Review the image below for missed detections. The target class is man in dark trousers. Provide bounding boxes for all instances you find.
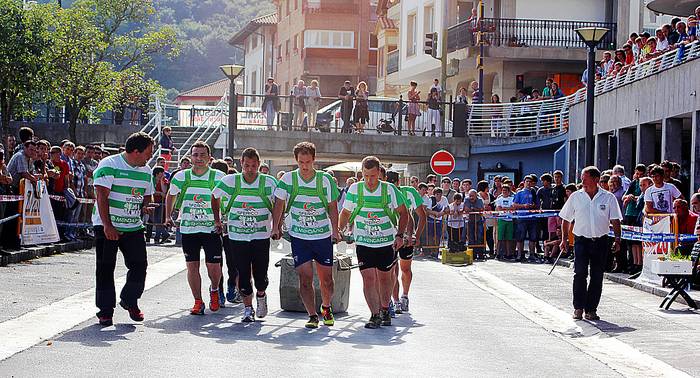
[338,80,355,133]
[559,166,622,321]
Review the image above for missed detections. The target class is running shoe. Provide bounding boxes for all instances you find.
[380,309,391,326]
[320,305,334,326]
[209,288,220,312]
[388,300,396,318]
[242,306,255,323]
[98,316,113,327]
[305,315,320,329]
[119,300,144,322]
[364,314,381,329]
[226,284,237,303]
[256,293,268,318]
[218,286,226,308]
[400,295,410,312]
[584,311,600,321]
[233,290,243,304]
[190,299,205,315]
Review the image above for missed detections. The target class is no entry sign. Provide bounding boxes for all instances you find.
[430,150,455,176]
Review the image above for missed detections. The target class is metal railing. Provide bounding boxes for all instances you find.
[466,97,570,136]
[447,18,617,52]
[387,50,399,74]
[570,40,700,103]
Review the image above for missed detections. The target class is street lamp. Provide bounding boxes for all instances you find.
[575,26,609,167]
[219,64,244,157]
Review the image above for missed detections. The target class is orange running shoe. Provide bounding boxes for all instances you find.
[191,299,205,315]
[209,288,220,312]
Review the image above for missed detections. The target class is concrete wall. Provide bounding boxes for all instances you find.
[514,0,607,22]
[231,129,469,163]
[8,122,139,146]
[569,59,700,139]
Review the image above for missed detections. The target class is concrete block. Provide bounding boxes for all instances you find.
[278,253,352,313]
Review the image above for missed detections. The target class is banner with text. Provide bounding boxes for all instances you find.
[20,180,60,246]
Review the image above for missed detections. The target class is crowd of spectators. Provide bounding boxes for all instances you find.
[584,11,699,84]
[394,157,698,279]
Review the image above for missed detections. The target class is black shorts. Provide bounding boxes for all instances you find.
[356,245,396,272]
[398,246,414,260]
[182,233,223,263]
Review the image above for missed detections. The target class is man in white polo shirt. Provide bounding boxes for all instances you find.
[559,166,622,321]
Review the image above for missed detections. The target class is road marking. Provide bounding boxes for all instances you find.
[0,253,185,361]
[461,267,690,378]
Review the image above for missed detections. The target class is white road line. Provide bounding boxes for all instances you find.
[433,161,453,166]
[0,253,185,361]
[461,267,690,378]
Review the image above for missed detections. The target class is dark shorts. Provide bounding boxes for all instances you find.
[398,246,414,260]
[514,219,539,242]
[356,245,396,272]
[182,233,223,263]
[290,236,333,268]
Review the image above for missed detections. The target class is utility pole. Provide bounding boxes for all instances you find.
[477,0,484,104]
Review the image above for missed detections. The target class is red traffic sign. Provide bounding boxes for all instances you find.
[430,150,455,176]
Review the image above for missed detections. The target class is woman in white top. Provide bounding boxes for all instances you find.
[305,80,322,131]
[292,80,307,129]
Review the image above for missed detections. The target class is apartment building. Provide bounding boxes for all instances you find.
[228,13,277,107]
[375,0,659,102]
[271,0,378,98]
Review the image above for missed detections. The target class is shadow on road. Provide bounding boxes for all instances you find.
[57,324,137,347]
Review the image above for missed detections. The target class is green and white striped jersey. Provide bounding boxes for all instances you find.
[274,170,339,240]
[92,153,154,232]
[212,173,277,241]
[343,181,405,248]
[400,186,425,211]
[168,168,225,234]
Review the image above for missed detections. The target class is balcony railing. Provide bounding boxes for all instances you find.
[447,18,617,53]
[387,50,399,74]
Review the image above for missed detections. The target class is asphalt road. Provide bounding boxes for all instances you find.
[0,241,698,377]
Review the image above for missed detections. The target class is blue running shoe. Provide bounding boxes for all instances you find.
[226,284,236,304]
[388,300,396,318]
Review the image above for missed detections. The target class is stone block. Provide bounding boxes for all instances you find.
[278,252,352,313]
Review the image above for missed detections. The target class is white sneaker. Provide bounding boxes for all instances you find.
[256,293,268,318]
[242,306,255,323]
[400,296,409,312]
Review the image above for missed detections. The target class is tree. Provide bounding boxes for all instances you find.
[0,0,53,135]
[48,0,177,142]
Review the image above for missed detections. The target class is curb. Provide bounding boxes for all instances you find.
[0,239,94,267]
[556,259,700,307]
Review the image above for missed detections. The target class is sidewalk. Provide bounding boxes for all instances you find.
[555,258,700,306]
[0,240,94,267]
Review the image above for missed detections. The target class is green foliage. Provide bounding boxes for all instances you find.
[148,0,275,92]
[0,0,54,133]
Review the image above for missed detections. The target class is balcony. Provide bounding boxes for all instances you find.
[447,18,617,53]
[387,50,399,74]
[303,0,359,15]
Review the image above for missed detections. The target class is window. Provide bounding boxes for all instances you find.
[252,35,258,50]
[369,33,378,50]
[407,13,416,56]
[277,44,282,61]
[285,40,290,56]
[293,34,299,52]
[294,0,298,10]
[285,0,289,15]
[251,70,257,95]
[303,30,355,49]
[378,47,384,77]
[424,5,434,34]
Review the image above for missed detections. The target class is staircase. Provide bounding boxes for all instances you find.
[140,92,229,167]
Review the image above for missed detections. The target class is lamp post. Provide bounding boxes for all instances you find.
[575,27,609,167]
[219,64,244,157]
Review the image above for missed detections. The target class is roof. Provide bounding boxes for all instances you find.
[228,13,278,46]
[175,79,229,103]
[377,16,397,30]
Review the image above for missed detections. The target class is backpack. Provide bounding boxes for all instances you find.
[173,169,217,211]
[285,170,329,214]
[347,182,397,227]
[222,174,273,217]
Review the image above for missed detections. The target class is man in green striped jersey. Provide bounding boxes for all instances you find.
[165,141,225,315]
[93,132,155,327]
[339,156,409,329]
[386,171,426,314]
[212,148,277,323]
[272,142,340,329]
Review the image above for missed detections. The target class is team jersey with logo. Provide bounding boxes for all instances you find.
[400,186,424,211]
[169,168,225,234]
[212,173,278,241]
[92,153,154,232]
[274,170,339,240]
[343,181,405,248]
